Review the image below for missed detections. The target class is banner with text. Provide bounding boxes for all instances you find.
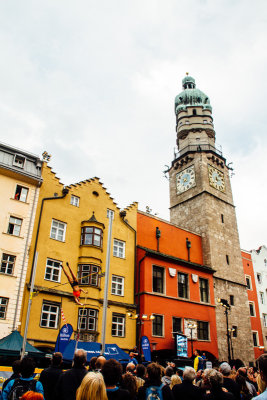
[55,324,73,353]
[141,336,151,362]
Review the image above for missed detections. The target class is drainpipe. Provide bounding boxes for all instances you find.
[186,238,191,262]
[21,187,69,358]
[156,227,161,252]
[137,253,146,352]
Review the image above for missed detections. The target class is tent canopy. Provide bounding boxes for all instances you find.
[0,330,44,357]
[63,341,130,364]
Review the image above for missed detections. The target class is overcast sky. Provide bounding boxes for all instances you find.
[0,0,266,251]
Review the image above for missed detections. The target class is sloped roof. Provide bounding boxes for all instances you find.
[0,330,44,357]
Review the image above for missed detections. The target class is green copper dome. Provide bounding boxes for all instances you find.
[175,75,212,114]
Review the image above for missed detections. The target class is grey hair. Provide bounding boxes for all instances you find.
[208,369,223,389]
[183,367,196,382]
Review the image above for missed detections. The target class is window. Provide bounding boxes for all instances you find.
[13,154,25,168]
[232,326,238,338]
[81,227,103,247]
[1,254,16,275]
[246,276,252,290]
[257,273,262,284]
[40,302,59,328]
[113,239,125,258]
[152,315,164,337]
[78,308,98,331]
[230,295,234,306]
[50,219,66,242]
[226,255,230,265]
[252,331,259,347]
[7,216,22,236]
[221,214,224,223]
[14,185,28,202]
[0,297,8,319]
[260,292,265,305]
[178,272,188,299]
[249,302,255,317]
[111,275,124,296]
[263,314,267,328]
[153,266,164,294]
[193,109,197,115]
[199,278,209,303]
[172,317,182,334]
[78,264,100,286]
[197,321,209,340]
[107,209,114,219]
[112,314,125,337]
[45,259,62,282]
[70,195,79,207]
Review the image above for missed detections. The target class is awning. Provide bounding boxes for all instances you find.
[62,341,130,363]
[0,330,44,357]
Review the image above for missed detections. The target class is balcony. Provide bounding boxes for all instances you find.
[175,144,223,159]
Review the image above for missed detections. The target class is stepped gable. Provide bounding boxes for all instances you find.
[45,163,64,186]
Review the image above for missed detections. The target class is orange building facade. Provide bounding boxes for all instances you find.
[136,211,218,359]
[241,250,264,360]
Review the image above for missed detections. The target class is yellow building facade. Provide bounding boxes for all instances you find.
[20,162,137,352]
[0,143,42,339]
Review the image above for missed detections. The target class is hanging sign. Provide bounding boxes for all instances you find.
[55,323,73,353]
[141,335,151,362]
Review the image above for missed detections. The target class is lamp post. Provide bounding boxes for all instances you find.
[127,312,155,353]
[218,298,231,363]
[228,328,235,360]
[187,322,197,357]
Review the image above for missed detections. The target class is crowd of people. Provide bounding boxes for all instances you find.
[0,350,267,400]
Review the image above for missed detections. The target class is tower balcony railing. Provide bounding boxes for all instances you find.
[176,143,223,159]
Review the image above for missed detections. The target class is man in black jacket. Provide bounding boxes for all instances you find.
[39,352,63,400]
[219,362,241,400]
[172,366,201,400]
[55,349,88,400]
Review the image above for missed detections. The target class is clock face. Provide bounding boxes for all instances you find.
[176,166,196,194]
[208,165,225,192]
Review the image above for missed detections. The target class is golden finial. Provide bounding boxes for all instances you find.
[186,72,189,76]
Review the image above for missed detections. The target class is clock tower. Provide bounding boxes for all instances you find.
[169,75,254,363]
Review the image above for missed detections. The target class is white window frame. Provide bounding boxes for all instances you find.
[50,219,66,242]
[0,297,9,319]
[152,314,164,337]
[111,275,124,296]
[107,209,114,219]
[45,258,62,282]
[13,154,25,168]
[259,292,265,305]
[249,301,256,317]
[70,195,79,207]
[78,308,98,331]
[252,331,259,347]
[14,185,29,202]
[263,314,267,328]
[257,273,262,284]
[1,253,16,275]
[113,239,125,258]
[197,320,210,341]
[40,302,60,329]
[7,216,22,237]
[245,275,252,290]
[112,314,125,337]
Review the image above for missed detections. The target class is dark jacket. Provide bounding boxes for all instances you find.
[1,374,20,393]
[39,366,63,400]
[172,380,201,400]
[203,389,235,400]
[138,379,173,400]
[54,366,88,400]
[223,377,241,400]
[106,387,130,400]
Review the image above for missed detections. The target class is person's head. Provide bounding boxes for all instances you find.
[183,367,196,383]
[208,369,224,391]
[52,352,62,367]
[73,349,87,368]
[194,350,199,356]
[257,372,267,394]
[20,392,43,400]
[126,362,136,374]
[20,357,36,378]
[258,354,267,384]
[76,372,107,400]
[165,366,174,377]
[219,362,231,377]
[170,374,182,389]
[95,356,106,371]
[121,373,137,397]
[237,367,248,379]
[146,363,162,382]
[90,357,97,371]
[102,359,122,387]
[12,360,21,374]
[136,364,146,379]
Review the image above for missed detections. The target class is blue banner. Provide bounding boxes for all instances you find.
[141,336,151,362]
[55,324,73,353]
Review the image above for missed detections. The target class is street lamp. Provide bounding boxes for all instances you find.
[218,298,231,363]
[187,322,197,357]
[127,312,155,352]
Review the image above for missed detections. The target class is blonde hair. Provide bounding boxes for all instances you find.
[76,372,107,400]
[170,374,182,389]
[257,373,266,394]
